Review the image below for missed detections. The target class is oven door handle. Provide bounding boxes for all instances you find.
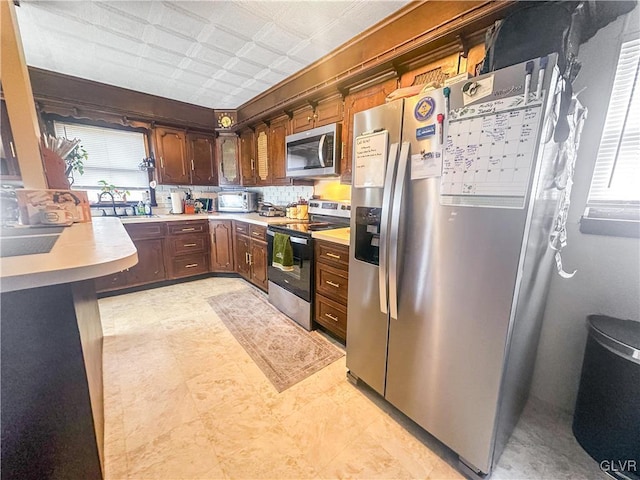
[318,134,326,167]
[266,230,309,245]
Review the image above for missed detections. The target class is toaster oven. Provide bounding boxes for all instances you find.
[217,191,258,213]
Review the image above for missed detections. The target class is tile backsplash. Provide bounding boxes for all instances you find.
[153,184,314,213]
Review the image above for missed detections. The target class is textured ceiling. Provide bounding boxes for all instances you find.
[15,1,411,109]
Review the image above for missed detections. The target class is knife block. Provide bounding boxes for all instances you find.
[41,146,71,190]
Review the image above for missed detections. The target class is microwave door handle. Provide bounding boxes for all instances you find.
[379,142,399,315]
[388,141,410,320]
[317,134,326,167]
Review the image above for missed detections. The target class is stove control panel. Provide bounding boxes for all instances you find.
[308,200,351,218]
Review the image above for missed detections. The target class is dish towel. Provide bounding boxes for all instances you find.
[272,232,294,272]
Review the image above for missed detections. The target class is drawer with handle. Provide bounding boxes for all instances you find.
[167,234,208,255]
[167,221,208,235]
[315,294,347,340]
[315,240,349,270]
[125,222,167,240]
[169,252,209,278]
[249,224,267,242]
[315,262,348,304]
[233,221,250,236]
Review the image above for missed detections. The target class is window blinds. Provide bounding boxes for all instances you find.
[587,38,640,206]
[53,122,149,192]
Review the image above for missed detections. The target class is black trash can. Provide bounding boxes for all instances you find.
[573,315,640,480]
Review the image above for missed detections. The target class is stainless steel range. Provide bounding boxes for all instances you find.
[267,200,350,330]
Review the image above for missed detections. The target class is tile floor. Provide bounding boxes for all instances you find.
[99,277,606,479]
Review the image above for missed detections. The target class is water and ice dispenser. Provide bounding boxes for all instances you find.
[354,207,382,266]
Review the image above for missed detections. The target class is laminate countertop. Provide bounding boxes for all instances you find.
[119,212,294,227]
[0,217,137,293]
[311,227,351,246]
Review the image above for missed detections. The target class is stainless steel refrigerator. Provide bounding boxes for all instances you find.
[347,55,563,476]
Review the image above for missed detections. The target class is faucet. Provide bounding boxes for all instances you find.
[98,191,118,217]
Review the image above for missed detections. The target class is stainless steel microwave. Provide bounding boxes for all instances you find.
[285,123,340,178]
[217,191,257,213]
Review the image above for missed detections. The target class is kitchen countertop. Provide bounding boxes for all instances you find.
[311,227,350,246]
[0,217,138,293]
[120,212,293,226]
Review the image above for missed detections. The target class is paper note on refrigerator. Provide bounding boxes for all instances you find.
[354,130,388,188]
[411,152,442,180]
[441,96,543,208]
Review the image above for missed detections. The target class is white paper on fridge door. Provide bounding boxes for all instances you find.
[354,130,388,188]
[411,151,442,180]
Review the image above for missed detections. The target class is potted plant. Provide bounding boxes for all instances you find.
[97,180,130,202]
[64,144,88,186]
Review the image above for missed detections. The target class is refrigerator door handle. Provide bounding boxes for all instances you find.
[388,141,410,320]
[379,142,400,314]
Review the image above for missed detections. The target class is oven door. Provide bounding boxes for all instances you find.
[266,230,312,302]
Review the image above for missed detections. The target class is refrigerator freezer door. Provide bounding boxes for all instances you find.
[383,93,530,474]
[347,100,403,396]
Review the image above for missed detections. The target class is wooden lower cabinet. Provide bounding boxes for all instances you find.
[127,238,166,286]
[209,220,234,272]
[96,222,168,293]
[233,221,268,291]
[96,219,210,293]
[314,240,350,342]
[165,220,209,279]
[234,233,251,280]
[250,239,268,290]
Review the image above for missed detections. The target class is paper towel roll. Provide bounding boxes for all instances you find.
[170,192,184,214]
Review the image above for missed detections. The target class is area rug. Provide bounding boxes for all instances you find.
[207,287,344,392]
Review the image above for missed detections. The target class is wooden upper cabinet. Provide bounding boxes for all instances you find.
[290,105,315,133]
[342,78,398,184]
[155,127,190,185]
[187,133,216,185]
[238,128,256,186]
[315,95,343,126]
[269,115,290,185]
[0,100,20,180]
[290,95,343,134]
[217,134,240,186]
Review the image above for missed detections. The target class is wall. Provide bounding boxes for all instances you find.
[530,8,640,413]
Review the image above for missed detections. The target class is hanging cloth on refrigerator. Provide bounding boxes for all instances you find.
[548,94,588,279]
[272,232,294,272]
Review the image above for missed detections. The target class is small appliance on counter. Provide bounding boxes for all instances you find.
[259,203,285,217]
[217,190,257,213]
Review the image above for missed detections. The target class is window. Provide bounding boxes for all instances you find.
[583,37,640,237]
[53,121,149,202]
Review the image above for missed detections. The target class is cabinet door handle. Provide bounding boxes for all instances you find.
[191,159,195,171]
[251,159,255,171]
[248,253,253,265]
[326,280,340,288]
[245,252,249,264]
[252,231,262,237]
[185,263,199,268]
[160,156,164,168]
[181,227,196,232]
[212,232,216,244]
[326,252,341,259]
[325,313,339,322]
[9,141,16,158]
[183,243,197,247]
